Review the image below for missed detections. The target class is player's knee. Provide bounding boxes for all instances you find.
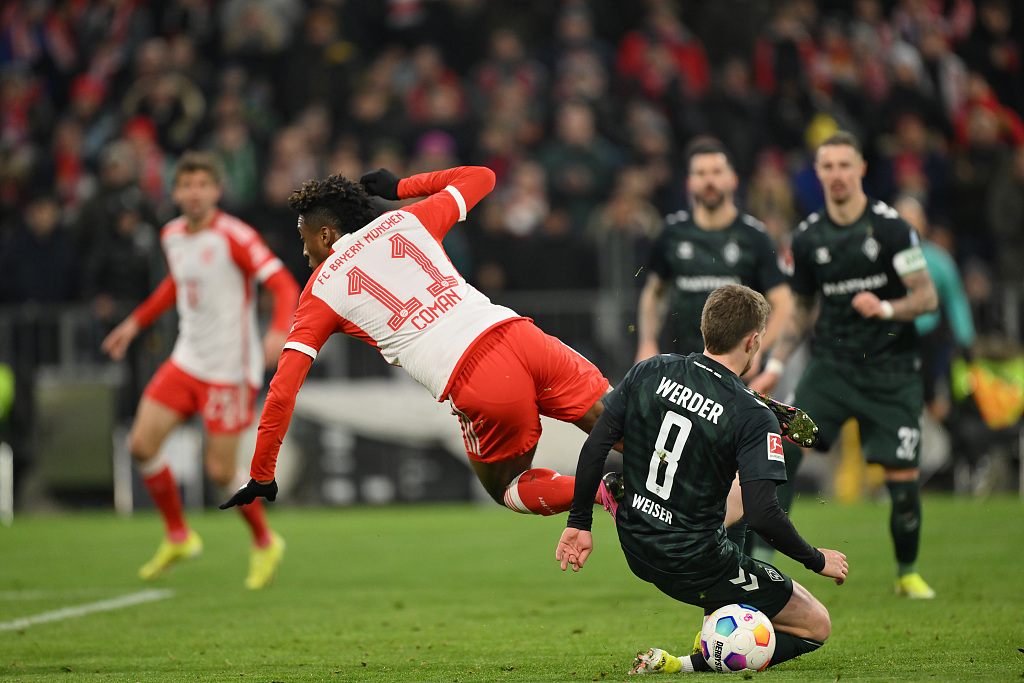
[808,603,832,642]
[127,429,158,461]
[205,459,235,487]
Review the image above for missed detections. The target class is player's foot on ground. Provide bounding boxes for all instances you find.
[895,572,935,599]
[751,391,820,447]
[597,472,624,521]
[691,630,702,655]
[139,530,203,580]
[629,648,684,675]
[245,531,285,590]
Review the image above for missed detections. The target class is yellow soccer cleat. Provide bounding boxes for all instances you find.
[245,531,285,590]
[691,630,702,655]
[139,531,203,580]
[895,572,935,599]
[629,648,684,675]
[751,391,820,448]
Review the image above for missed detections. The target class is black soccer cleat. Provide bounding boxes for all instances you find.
[751,391,820,448]
[601,471,624,502]
[598,471,625,522]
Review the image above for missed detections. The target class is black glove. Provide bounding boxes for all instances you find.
[219,478,278,509]
[359,168,401,200]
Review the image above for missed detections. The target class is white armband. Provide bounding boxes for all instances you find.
[879,300,895,320]
[765,358,786,376]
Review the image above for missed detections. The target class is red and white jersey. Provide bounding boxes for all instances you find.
[161,211,287,387]
[283,167,518,399]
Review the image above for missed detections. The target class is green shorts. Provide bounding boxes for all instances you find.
[623,542,795,619]
[794,357,924,468]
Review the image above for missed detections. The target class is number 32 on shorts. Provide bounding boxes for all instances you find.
[896,426,920,461]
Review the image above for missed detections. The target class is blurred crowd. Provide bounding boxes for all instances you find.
[2,0,1023,310]
[1,0,1023,500]
[1,0,1023,373]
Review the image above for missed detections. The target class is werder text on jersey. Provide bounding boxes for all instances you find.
[655,376,724,423]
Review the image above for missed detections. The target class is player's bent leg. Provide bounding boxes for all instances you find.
[471,450,537,505]
[128,397,184,462]
[204,433,241,489]
[477,449,582,516]
[130,398,196,574]
[761,580,828,668]
[207,433,284,588]
[770,580,830,641]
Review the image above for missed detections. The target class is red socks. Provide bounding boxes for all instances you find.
[236,496,273,548]
[141,461,272,547]
[141,464,189,543]
[503,468,578,516]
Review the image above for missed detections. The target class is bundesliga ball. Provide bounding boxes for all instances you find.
[700,603,776,673]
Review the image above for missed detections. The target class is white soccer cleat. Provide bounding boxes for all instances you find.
[629,648,684,675]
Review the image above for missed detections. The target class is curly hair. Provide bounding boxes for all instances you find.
[288,174,379,235]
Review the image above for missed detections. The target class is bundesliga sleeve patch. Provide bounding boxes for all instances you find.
[892,245,926,276]
[767,433,784,462]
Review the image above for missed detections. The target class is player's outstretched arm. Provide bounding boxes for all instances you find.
[100,317,140,361]
[817,548,848,585]
[556,528,593,572]
[102,275,178,360]
[220,478,278,508]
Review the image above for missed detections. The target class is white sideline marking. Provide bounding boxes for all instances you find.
[0,589,114,601]
[0,589,174,632]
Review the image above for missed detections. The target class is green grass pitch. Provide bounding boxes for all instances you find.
[1,495,1022,682]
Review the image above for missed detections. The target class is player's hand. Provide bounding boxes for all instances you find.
[220,478,278,509]
[747,370,779,394]
[263,329,287,369]
[851,291,885,319]
[359,168,401,200]
[817,548,848,586]
[100,317,141,361]
[556,528,593,572]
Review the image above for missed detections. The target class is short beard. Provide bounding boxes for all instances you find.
[696,191,725,211]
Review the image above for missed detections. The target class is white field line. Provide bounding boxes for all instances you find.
[0,589,174,632]
[0,589,117,601]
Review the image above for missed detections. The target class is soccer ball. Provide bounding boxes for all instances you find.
[700,603,776,673]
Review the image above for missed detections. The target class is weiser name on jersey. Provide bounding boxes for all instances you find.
[631,492,674,524]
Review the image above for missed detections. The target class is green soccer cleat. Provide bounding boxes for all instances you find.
[895,572,935,599]
[245,531,285,590]
[629,648,684,675]
[752,391,820,447]
[138,531,203,580]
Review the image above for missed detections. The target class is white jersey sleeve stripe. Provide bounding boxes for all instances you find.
[445,185,467,222]
[284,341,318,360]
[256,258,285,282]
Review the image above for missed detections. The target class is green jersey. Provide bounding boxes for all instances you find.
[603,352,785,577]
[647,211,786,353]
[790,199,928,371]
